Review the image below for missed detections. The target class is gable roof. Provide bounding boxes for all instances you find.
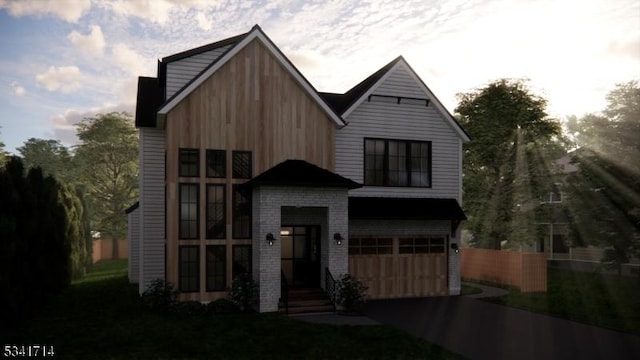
[156,25,346,128]
[242,160,361,189]
[321,57,470,142]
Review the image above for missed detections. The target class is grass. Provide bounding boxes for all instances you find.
[481,268,640,335]
[460,284,483,296]
[7,260,463,359]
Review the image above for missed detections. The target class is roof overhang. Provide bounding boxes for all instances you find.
[349,197,466,221]
[242,159,361,190]
[156,25,346,129]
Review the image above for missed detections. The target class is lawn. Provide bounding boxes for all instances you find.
[480,267,640,335]
[7,260,463,359]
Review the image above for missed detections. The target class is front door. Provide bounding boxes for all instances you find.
[281,226,320,288]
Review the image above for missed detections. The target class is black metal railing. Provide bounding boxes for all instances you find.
[325,267,337,312]
[280,270,289,314]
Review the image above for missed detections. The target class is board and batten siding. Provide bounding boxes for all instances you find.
[164,38,337,302]
[138,127,166,294]
[165,45,233,100]
[336,64,462,200]
[127,207,140,284]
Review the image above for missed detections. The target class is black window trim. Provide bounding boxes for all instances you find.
[206,184,226,239]
[179,183,199,239]
[232,150,253,179]
[179,245,200,293]
[363,137,432,188]
[179,148,200,178]
[206,149,226,178]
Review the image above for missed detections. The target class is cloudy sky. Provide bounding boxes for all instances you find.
[0,0,638,153]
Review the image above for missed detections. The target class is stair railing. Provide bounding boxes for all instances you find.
[325,267,337,312]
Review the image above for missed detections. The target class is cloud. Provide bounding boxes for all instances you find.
[196,11,212,31]
[50,103,135,146]
[68,25,106,55]
[97,0,214,25]
[0,0,91,22]
[11,81,26,96]
[111,43,147,75]
[35,66,82,93]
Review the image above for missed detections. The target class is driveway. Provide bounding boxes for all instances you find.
[364,296,640,360]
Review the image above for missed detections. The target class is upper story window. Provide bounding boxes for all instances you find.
[179,183,199,239]
[206,150,226,178]
[179,148,199,177]
[364,138,431,187]
[232,151,252,179]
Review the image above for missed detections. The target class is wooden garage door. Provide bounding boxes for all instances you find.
[348,236,448,299]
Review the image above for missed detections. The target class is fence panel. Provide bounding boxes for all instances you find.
[461,248,546,292]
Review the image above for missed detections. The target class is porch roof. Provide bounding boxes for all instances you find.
[349,197,467,220]
[242,159,362,189]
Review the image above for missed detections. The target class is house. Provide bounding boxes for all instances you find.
[127,25,469,312]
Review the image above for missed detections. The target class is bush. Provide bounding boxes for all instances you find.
[141,279,178,314]
[175,301,207,316]
[336,274,368,313]
[229,273,258,312]
[207,298,239,314]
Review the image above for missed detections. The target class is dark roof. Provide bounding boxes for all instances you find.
[125,202,139,214]
[242,160,361,189]
[319,56,402,114]
[349,197,467,220]
[135,77,164,128]
[161,33,248,63]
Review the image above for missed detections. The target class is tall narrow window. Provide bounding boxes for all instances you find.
[232,245,252,279]
[179,184,199,239]
[179,246,199,292]
[206,149,226,178]
[206,185,225,239]
[364,139,431,187]
[206,245,226,291]
[233,185,252,238]
[179,148,199,177]
[232,151,252,179]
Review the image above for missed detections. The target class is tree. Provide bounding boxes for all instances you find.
[565,81,640,274]
[455,79,562,249]
[17,138,73,183]
[0,127,9,166]
[75,112,138,259]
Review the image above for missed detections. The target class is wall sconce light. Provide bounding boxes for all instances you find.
[451,243,459,254]
[266,233,275,246]
[333,232,344,245]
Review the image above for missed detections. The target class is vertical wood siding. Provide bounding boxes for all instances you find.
[164,39,336,301]
[336,64,461,200]
[166,45,233,99]
[139,128,166,294]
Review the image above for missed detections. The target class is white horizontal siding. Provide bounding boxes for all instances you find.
[139,128,166,294]
[128,208,140,284]
[165,45,232,99]
[349,219,450,236]
[336,65,461,200]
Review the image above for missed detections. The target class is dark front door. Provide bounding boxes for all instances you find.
[281,226,320,288]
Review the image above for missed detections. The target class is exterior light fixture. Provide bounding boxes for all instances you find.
[266,233,275,246]
[333,232,344,245]
[451,243,459,254]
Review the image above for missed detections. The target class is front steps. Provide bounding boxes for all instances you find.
[280,288,334,314]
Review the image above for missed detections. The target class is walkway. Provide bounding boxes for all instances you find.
[462,281,509,298]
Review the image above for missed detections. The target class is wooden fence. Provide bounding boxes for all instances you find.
[461,248,547,292]
[92,239,128,263]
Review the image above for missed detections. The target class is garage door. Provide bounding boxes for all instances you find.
[348,236,448,299]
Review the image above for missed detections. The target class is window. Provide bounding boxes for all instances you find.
[364,138,431,187]
[348,237,393,255]
[206,150,226,178]
[232,245,252,279]
[233,185,252,238]
[206,245,226,291]
[179,246,199,292]
[179,184,199,239]
[232,151,252,179]
[206,185,225,239]
[179,148,199,177]
[399,237,445,254]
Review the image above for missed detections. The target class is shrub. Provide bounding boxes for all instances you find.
[336,274,368,312]
[207,298,239,314]
[141,279,178,314]
[229,273,258,312]
[175,301,207,316]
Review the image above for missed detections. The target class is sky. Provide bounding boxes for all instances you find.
[0,0,638,154]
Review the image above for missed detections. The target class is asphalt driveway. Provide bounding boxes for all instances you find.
[364,296,640,360]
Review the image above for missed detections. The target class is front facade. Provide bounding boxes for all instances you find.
[128,25,469,312]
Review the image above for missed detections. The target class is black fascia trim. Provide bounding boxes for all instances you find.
[162,33,248,63]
